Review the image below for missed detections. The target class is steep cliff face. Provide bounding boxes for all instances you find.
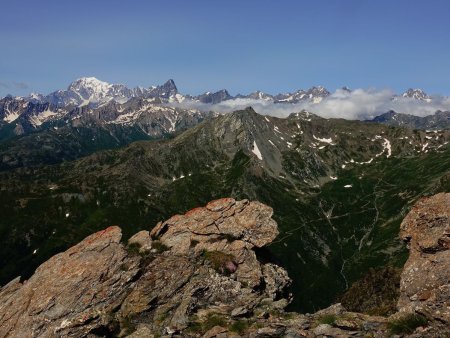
[0,196,448,337]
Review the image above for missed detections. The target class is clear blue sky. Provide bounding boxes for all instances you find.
[1,0,450,97]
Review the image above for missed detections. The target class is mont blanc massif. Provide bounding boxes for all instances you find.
[0,77,449,337]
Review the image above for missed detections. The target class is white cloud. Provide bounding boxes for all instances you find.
[168,88,450,120]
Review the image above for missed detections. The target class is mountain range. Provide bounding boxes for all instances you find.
[1,77,449,158]
[2,77,448,132]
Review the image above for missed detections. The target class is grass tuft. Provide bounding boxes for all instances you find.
[203,250,236,275]
[318,314,337,325]
[229,320,249,334]
[152,240,169,253]
[388,313,427,335]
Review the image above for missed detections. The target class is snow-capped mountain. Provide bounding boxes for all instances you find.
[235,91,274,101]
[189,89,233,104]
[147,79,178,99]
[0,96,64,132]
[7,77,335,111]
[33,77,179,108]
[167,85,330,105]
[44,77,134,107]
[3,78,450,134]
[0,95,211,141]
[401,88,432,102]
[274,86,330,104]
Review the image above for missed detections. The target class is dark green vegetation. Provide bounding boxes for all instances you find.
[187,313,227,334]
[388,313,428,335]
[0,121,152,171]
[203,250,236,275]
[151,240,169,253]
[187,314,250,335]
[229,320,249,334]
[338,267,401,316]
[317,314,337,325]
[0,108,449,313]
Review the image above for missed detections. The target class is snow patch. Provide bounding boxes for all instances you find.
[29,109,58,127]
[313,135,334,145]
[375,138,392,158]
[3,106,20,122]
[252,141,263,160]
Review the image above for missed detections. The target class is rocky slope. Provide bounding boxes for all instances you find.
[371,110,450,130]
[0,97,213,170]
[0,195,448,337]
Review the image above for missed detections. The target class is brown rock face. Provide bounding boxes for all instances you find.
[0,226,141,337]
[150,198,279,288]
[0,199,289,337]
[398,193,450,326]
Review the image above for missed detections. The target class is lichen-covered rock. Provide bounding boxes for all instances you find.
[397,193,450,335]
[0,226,141,338]
[151,198,279,287]
[0,199,288,337]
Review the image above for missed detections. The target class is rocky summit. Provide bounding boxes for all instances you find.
[0,196,449,338]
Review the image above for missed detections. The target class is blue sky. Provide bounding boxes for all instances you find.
[1,0,450,97]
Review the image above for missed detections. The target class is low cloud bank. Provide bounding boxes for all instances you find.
[169,88,450,120]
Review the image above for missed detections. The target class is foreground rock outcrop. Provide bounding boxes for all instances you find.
[0,196,448,337]
[397,193,450,336]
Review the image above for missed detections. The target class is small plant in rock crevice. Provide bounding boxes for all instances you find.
[388,313,428,335]
[202,250,237,275]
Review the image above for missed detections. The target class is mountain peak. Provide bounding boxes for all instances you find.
[161,79,177,91]
[65,77,117,105]
[402,88,431,101]
[68,77,112,91]
[341,86,352,92]
[165,78,175,85]
[147,79,178,98]
[231,106,257,116]
[193,89,232,104]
